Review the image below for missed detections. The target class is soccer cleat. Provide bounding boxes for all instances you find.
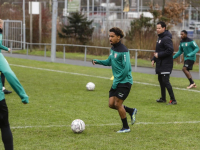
[117,128,130,133]
[156,98,166,103]
[187,83,197,89]
[131,108,137,125]
[3,89,12,94]
[168,100,177,105]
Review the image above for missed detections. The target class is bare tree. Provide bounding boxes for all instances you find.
[149,0,188,26]
[164,0,188,25]
[185,0,200,8]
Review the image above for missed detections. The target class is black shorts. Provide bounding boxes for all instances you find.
[183,60,194,70]
[0,99,9,128]
[109,83,132,100]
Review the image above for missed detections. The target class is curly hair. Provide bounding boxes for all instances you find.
[181,30,187,35]
[109,27,124,38]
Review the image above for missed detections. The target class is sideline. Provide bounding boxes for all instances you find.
[10,64,200,93]
[11,120,200,129]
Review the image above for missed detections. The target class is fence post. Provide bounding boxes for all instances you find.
[27,44,29,55]
[44,44,46,58]
[10,41,13,54]
[84,46,87,62]
[135,50,138,71]
[199,54,200,79]
[63,46,65,62]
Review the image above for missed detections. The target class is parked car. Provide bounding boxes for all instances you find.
[189,22,200,34]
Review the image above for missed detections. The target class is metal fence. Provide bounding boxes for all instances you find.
[3,20,22,49]
[4,39,200,79]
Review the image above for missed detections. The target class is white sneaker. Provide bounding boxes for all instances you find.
[117,128,130,133]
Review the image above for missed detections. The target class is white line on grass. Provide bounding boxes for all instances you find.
[11,121,200,129]
[9,64,200,129]
[10,64,200,93]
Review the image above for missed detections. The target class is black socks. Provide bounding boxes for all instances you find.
[121,118,129,129]
[189,78,194,84]
[124,105,134,116]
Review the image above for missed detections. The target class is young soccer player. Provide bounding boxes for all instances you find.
[92,27,137,133]
[0,19,29,150]
[0,20,12,94]
[173,30,199,89]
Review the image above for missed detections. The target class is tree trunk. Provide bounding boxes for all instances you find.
[49,0,52,12]
[162,0,165,15]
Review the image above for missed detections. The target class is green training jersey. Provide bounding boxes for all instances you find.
[0,30,28,103]
[173,37,199,61]
[93,41,133,89]
[0,31,9,52]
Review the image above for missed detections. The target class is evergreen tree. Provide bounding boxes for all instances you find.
[126,14,156,50]
[126,14,153,38]
[59,12,94,44]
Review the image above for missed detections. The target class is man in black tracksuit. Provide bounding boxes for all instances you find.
[151,21,177,105]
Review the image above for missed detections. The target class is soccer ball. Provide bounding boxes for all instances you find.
[71,119,85,133]
[86,82,95,91]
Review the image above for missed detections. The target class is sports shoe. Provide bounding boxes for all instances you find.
[156,98,166,103]
[3,89,12,94]
[168,100,177,105]
[187,83,197,89]
[131,108,137,125]
[117,128,130,133]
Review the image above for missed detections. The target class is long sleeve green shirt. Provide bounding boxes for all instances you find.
[173,37,199,61]
[93,41,133,89]
[0,31,29,103]
[0,32,8,52]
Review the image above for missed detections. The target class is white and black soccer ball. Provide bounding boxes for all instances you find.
[71,119,85,133]
[86,82,95,91]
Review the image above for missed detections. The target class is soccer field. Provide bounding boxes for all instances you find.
[1,57,200,150]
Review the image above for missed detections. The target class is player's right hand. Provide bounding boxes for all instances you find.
[22,96,29,104]
[92,60,96,65]
[151,60,154,67]
[8,48,11,52]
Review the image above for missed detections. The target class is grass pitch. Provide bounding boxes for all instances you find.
[0,57,200,150]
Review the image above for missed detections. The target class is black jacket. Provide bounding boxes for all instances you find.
[152,30,174,74]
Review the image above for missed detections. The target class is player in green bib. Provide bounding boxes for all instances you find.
[0,19,29,150]
[173,30,199,89]
[92,27,137,133]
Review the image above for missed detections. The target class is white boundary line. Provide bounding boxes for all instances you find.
[9,64,200,129]
[11,121,200,129]
[10,64,200,93]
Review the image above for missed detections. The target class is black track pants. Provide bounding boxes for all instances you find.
[0,100,13,150]
[158,74,176,101]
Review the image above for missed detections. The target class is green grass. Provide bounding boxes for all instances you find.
[12,49,200,72]
[0,57,200,150]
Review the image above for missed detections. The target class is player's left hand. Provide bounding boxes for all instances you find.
[8,48,11,52]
